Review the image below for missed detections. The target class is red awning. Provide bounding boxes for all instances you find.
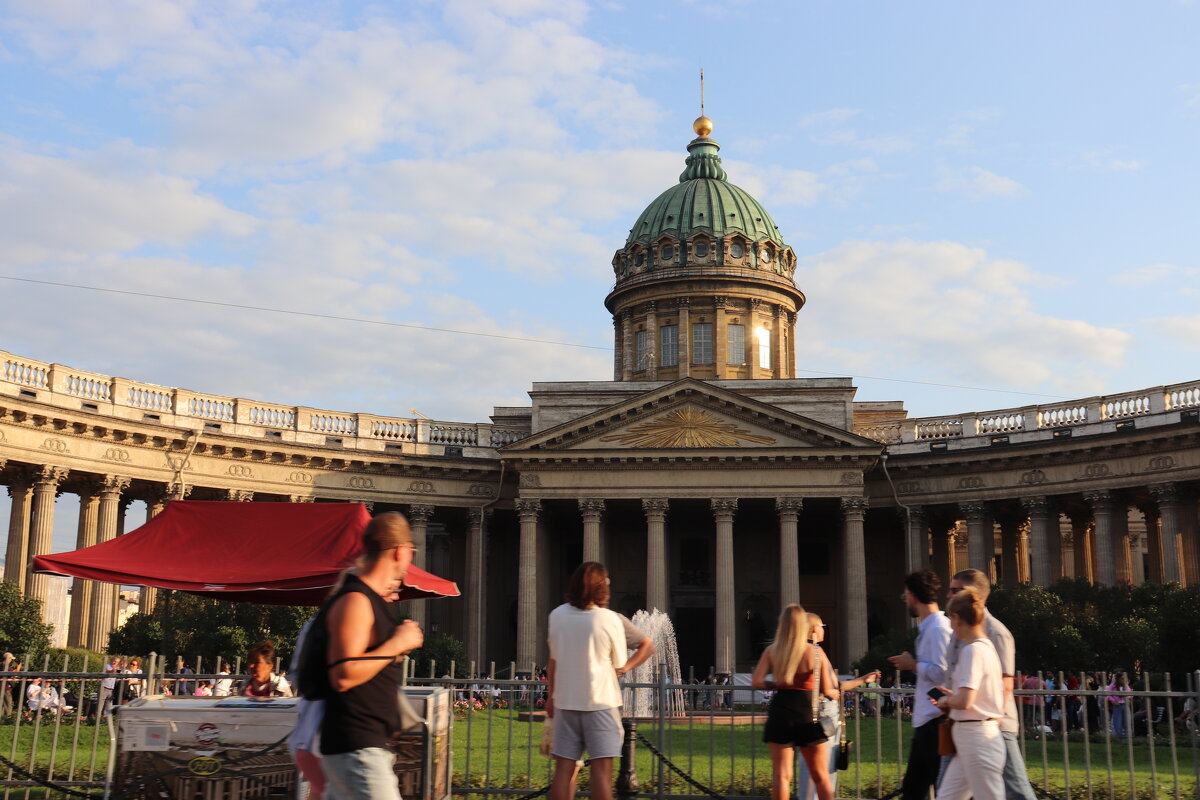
[32,501,460,606]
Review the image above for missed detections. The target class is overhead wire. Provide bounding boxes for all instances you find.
[0,274,1071,399]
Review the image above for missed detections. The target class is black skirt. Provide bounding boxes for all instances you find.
[763,689,827,747]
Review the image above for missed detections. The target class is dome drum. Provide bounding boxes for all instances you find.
[612,233,797,282]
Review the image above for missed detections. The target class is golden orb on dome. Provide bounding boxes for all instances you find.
[693,115,713,137]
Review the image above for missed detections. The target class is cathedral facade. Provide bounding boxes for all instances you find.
[2,118,1198,671]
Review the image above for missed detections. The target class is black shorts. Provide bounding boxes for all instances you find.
[763,690,827,747]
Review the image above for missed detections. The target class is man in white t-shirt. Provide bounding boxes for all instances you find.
[547,562,654,800]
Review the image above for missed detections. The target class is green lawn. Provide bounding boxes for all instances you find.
[453,708,1199,800]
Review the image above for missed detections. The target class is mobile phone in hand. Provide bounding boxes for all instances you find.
[927,686,947,701]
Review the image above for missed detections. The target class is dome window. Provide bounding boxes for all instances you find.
[636,253,646,266]
[695,242,709,258]
[730,241,745,259]
[661,245,674,261]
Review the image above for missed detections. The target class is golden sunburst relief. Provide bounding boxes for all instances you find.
[598,407,777,448]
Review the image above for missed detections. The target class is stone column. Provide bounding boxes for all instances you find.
[713,296,728,376]
[931,526,954,583]
[676,298,691,378]
[465,507,490,667]
[5,475,34,592]
[961,502,991,574]
[766,305,781,377]
[998,518,1020,585]
[1112,503,1132,584]
[87,475,130,651]
[514,499,541,669]
[642,498,669,614]
[776,498,802,607]
[1180,493,1200,585]
[1128,531,1145,586]
[579,499,605,564]
[1150,483,1183,583]
[785,311,797,378]
[1085,491,1117,585]
[620,309,634,381]
[407,504,435,629]
[1022,497,1054,585]
[1070,514,1095,583]
[712,498,737,674]
[25,466,68,610]
[613,318,623,380]
[226,489,255,502]
[67,483,101,648]
[905,506,929,573]
[645,302,658,380]
[142,485,189,614]
[841,497,870,664]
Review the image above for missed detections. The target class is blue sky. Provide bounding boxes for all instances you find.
[2,0,1199,445]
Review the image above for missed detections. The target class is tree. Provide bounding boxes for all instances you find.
[0,581,52,658]
[410,632,466,678]
[853,626,917,677]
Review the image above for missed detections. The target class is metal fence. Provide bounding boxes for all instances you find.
[0,654,1194,800]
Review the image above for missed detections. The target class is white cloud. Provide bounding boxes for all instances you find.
[793,240,1130,395]
[1078,149,1143,172]
[1111,262,1199,286]
[810,129,913,155]
[798,108,860,128]
[936,166,1027,199]
[936,108,1002,149]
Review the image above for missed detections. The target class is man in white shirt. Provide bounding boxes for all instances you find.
[939,569,1037,800]
[888,569,953,800]
[547,562,654,800]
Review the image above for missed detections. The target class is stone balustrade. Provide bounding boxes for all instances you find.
[0,349,528,457]
[857,380,1200,449]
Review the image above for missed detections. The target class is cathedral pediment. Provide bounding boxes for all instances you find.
[503,379,881,454]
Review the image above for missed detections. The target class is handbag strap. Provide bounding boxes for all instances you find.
[811,645,820,721]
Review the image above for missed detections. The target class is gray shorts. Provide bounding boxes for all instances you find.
[552,707,623,761]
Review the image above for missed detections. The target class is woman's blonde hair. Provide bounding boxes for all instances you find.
[946,586,985,626]
[769,604,811,685]
[806,612,822,628]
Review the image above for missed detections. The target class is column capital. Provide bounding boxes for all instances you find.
[226,488,255,502]
[1060,529,1074,546]
[167,482,192,501]
[1149,482,1181,506]
[408,503,435,523]
[959,500,987,521]
[711,497,738,520]
[775,497,803,518]
[578,498,606,519]
[1084,489,1114,512]
[712,295,728,309]
[905,505,927,523]
[515,498,542,520]
[642,497,669,519]
[467,506,493,526]
[0,458,6,473]
[35,465,69,488]
[1127,531,1142,548]
[1020,495,1052,517]
[674,296,691,309]
[99,474,130,497]
[288,495,316,503]
[841,496,869,516]
[142,484,176,508]
[620,307,634,320]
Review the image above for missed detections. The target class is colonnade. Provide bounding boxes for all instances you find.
[510,494,872,671]
[908,481,1200,588]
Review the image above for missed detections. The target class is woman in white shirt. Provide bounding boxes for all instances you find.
[934,588,1006,800]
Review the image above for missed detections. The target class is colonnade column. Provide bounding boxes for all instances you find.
[711,498,737,674]
[771,305,785,378]
[5,473,33,592]
[67,483,100,648]
[1085,491,1117,585]
[465,507,490,668]
[961,502,991,574]
[579,499,605,564]
[1112,501,1132,584]
[139,487,176,616]
[645,302,658,380]
[613,318,623,380]
[841,497,870,664]
[776,498,802,607]
[676,298,691,378]
[999,517,1020,585]
[407,504,435,630]
[26,466,68,611]
[1128,531,1145,585]
[905,506,929,573]
[713,296,728,374]
[642,499,669,614]
[514,499,541,669]
[1180,492,1200,585]
[1070,514,1095,583]
[931,526,954,583]
[88,475,130,652]
[1150,483,1183,583]
[1022,497,1054,586]
[1140,505,1162,583]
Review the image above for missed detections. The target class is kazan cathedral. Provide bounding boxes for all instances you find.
[1,117,1198,674]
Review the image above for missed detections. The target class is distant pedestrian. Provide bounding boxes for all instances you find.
[751,604,837,800]
[547,562,653,800]
[212,663,233,697]
[96,656,123,718]
[240,642,292,698]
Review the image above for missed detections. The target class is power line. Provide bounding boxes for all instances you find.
[0,274,609,351]
[1,274,1073,399]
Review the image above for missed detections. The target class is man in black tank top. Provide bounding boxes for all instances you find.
[322,512,425,800]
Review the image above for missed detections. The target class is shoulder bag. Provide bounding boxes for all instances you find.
[812,647,838,740]
[836,672,853,770]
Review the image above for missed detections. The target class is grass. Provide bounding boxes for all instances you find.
[453,707,1200,800]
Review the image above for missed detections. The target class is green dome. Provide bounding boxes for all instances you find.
[626,137,784,246]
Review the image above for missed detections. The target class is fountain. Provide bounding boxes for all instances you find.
[622,608,688,718]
